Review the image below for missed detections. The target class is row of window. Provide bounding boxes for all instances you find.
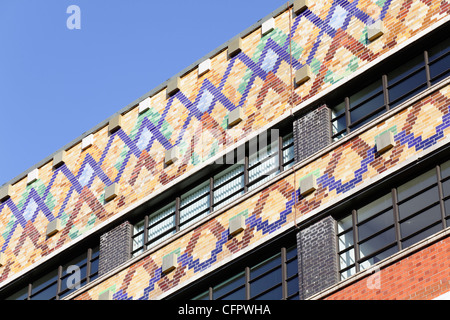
[337,159,450,280]
[2,31,448,301]
[170,243,299,300]
[132,131,295,256]
[331,36,449,140]
[5,245,99,300]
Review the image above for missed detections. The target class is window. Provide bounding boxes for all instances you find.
[5,245,99,300]
[132,129,295,256]
[336,161,450,280]
[132,202,176,257]
[180,182,210,230]
[213,164,245,211]
[172,243,299,300]
[331,36,449,141]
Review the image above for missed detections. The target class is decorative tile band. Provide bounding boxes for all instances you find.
[0,0,448,285]
[72,84,450,300]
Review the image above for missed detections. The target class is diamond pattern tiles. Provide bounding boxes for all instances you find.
[0,0,448,282]
[78,86,450,300]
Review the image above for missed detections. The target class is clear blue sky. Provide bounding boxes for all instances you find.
[0,0,287,185]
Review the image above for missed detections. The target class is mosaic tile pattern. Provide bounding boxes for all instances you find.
[0,0,449,284]
[73,85,450,300]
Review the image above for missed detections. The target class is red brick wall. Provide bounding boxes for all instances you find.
[325,235,450,300]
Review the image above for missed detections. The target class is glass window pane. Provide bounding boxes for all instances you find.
[359,227,396,259]
[429,54,450,84]
[250,267,282,298]
[400,205,441,240]
[349,80,384,128]
[91,245,100,259]
[428,37,450,62]
[428,37,450,85]
[213,164,244,210]
[350,93,384,123]
[30,282,58,300]
[253,284,282,300]
[397,169,436,201]
[337,214,353,233]
[340,267,356,280]
[148,203,176,246]
[250,252,280,280]
[388,54,424,83]
[192,290,210,300]
[287,277,299,297]
[338,229,354,251]
[358,209,394,242]
[90,257,99,277]
[331,101,345,119]
[31,270,58,295]
[282,133,295,169]
[440,160,450,179]
[213,272,245,299]
[350,98,384,123]
[445,199,450,217]
[398,186,439,220]
[6,286,28,300]
[387,54,426,107]
[132,220,145,256]
[180,181,210,229]
[351,106,385,131]
[218,286,246,300]
[248,138,279,190]
[286,259,298,278]
[402,224,442,249]
[339,249,355,270]
[441,178,450,198]
[349,80,383,108]
[359,246,397,270]
[357,193,392,223]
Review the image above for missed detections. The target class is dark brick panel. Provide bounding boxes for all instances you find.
[99,221,132,276]
[297,216,339,299]
[293,105,331,163]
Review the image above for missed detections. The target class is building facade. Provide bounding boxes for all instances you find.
[0,0,449,300]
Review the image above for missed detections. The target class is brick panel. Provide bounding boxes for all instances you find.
[324,235,450,300]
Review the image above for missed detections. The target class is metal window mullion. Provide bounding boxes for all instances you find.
[436,165,447,229]
[86,248,93,283]
[143,215,149,251]
[278,135,284,173]
[424,50,431,88]
[27,283,32,300]
[245,267,250,300]
[244,154,249,193]
[56,265,63,300]
[344,97,351,134]
[281,247,288,300]
[352,210,360,273]
[392,188,402,252]
[209,287,213,301]
[175,197,181,232]
[209,177,214,214]
[382,74,390,111]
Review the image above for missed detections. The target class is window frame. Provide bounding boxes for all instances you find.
[331,37,449,141]
[3,244,99,300]
[336,162,449,280]
[132,128,295,257]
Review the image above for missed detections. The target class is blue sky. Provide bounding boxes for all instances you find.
[0,0,287,185]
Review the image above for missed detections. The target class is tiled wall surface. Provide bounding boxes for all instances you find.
[0,0,449,290]
[74,84,450,300]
